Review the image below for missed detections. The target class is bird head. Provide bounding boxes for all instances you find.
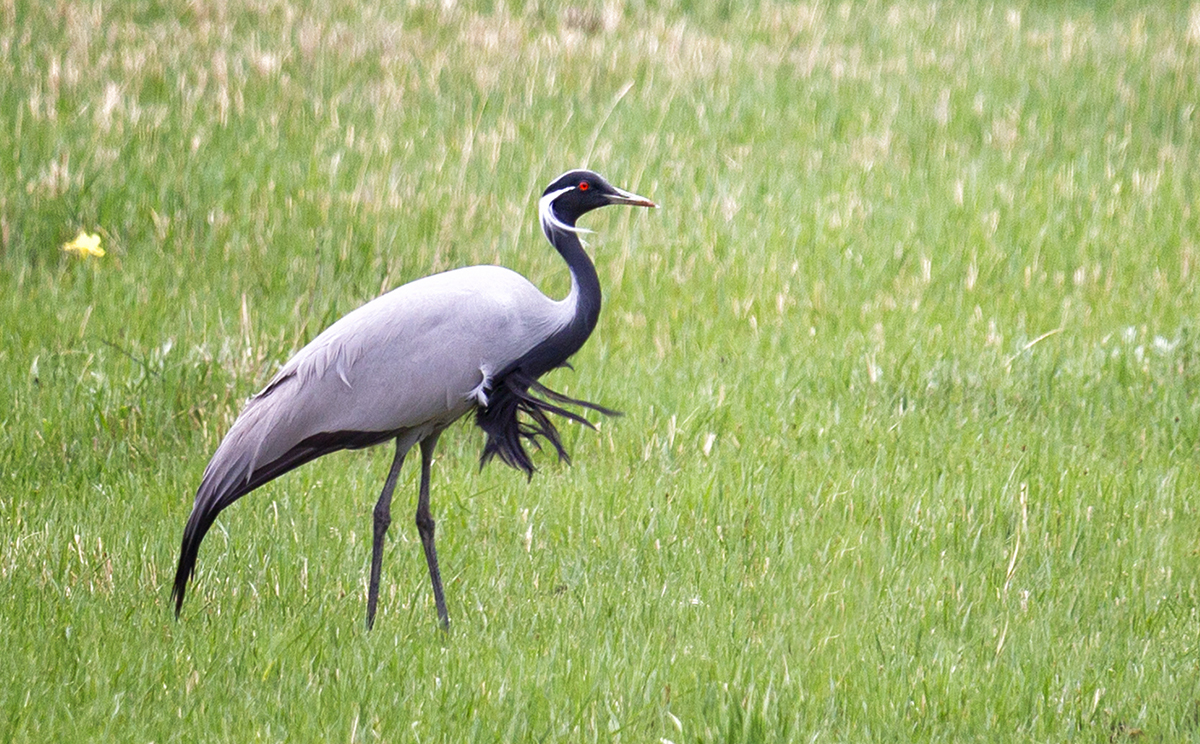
[539,169,656,237]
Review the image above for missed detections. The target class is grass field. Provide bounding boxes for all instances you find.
[4,0,1200,740]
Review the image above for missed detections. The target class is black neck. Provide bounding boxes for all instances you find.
[511,217,600,377]
[552,225,601,342]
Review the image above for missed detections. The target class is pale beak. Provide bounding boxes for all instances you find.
[606,186,657,209]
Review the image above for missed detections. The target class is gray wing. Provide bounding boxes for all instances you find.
[172,265,570,613]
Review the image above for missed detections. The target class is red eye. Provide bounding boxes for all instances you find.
[578,181,589,191]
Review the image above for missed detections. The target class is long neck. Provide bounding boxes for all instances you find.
[550,225,602,344]
[506,212,601,378]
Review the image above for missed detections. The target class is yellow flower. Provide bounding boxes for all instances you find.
[62,230,105,257]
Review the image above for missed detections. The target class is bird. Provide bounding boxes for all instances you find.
[171,169,655,629]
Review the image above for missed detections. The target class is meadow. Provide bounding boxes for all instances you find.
[3,0,1200,740]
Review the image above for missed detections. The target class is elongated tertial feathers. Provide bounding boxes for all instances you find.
[171,423,401,616]
[475,369,619,478]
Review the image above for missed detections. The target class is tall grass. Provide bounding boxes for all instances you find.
[3,0,1200,740]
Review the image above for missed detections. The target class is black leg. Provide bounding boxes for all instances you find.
[415,432,449,629]
[367,438,409,630]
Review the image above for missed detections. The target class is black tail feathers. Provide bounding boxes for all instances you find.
[475,369,619,477]
[172,510,218,617]
[171,428,398,618]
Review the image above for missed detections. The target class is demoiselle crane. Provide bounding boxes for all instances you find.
[172,170,655,629]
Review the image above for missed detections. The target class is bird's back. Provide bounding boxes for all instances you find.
[213,265,571,494]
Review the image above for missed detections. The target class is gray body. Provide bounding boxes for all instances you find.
[204,266,576,498]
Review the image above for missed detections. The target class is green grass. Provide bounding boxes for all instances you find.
[4,0,1200,740]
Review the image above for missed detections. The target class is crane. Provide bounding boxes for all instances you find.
[171,169,655,629]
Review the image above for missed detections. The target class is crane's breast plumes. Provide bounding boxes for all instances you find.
[475,368,619,477]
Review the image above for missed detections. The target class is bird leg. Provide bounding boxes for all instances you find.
[416,432,449,630]
[367,438,409,630]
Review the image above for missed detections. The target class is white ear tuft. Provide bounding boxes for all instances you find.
[538,186,594,238]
